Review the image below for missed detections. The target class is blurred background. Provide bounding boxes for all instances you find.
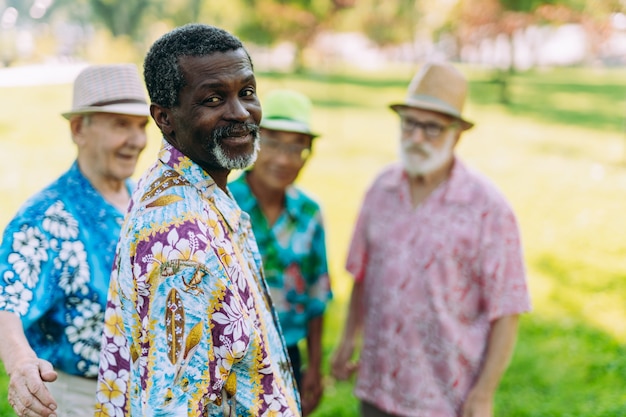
[0,0,625,74]
[1,0,626,416]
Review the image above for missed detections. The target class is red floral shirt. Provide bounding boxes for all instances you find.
[346,159,531,417]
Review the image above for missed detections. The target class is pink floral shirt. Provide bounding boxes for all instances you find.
[346,159,531,417]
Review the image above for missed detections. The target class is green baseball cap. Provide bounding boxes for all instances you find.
[260,89,319,138]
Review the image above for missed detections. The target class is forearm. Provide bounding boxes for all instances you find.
[342,282,363,344]
[472,314,520,395]
[337,280,365,353]
[0,311,38,374]
[306,316,323,370]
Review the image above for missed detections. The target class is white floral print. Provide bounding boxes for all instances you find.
[57,240,90,295]
[66,299,104,366]
[0,280,33,314]
[42,201,79,240]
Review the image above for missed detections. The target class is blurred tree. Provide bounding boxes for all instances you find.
[151,0,203,28]
[446,0,618,104]
[89,0,152,39]
[235,0,355,71]
[358,0,419,46]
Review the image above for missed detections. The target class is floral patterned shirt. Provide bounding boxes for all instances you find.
[95,141,300,417]
[346,159,532,417]
[229,172,332,347]
[0,161,129,377]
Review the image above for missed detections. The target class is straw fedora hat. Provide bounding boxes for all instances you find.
[260,89,319,138]
[390,61,474,130]
[62,64,150,120]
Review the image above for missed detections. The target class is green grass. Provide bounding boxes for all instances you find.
[1,64,626,416]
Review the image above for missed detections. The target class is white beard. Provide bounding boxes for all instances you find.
[212,136,260,170]
[399,132,455,177]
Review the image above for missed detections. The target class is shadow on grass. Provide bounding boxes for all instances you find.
[470,71,626,133]
[262,67,626,134]
[313,315,626,417]
[258,70,409,89]
[535,253,626,294]
[498,315,626,417]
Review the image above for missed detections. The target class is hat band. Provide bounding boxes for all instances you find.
[407,94,462,118]
[88,98,147,107]
[264,116,307,124]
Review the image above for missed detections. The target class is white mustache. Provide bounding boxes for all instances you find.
[402,142,433,157]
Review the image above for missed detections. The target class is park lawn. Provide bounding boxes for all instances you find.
[1,64,626,416]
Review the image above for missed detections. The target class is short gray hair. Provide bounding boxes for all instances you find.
[143,23,251,109]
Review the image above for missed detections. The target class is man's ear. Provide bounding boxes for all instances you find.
[452,127,463,147]
[69,116,86,145]
[151,104,174,138]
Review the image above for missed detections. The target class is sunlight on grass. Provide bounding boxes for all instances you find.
[1,65,626,416]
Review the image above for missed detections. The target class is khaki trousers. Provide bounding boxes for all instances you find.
[46,370,97,417]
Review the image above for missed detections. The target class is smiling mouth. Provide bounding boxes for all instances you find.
[221,132,255,145]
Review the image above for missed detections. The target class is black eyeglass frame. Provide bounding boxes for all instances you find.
[399,115,460,140]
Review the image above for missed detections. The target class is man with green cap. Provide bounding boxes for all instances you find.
[229,89,332,416]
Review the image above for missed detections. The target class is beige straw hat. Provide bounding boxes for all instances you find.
[62,64,149,120]
[390,61,474,130]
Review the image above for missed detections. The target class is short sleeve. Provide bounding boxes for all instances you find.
[345,197,370,283]
[0,212,60,325]
[479,203,532,321]
[305,211,332,318]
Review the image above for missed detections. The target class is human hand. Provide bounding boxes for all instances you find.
[461,388,493,417]
[7,358,58,417]
[300,367,323,416]
[330,345,358,381]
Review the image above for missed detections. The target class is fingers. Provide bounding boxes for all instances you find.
[301,389,322,416]
[300,371,323,416]
[8,362,58,417]
[330,357,358,380]
[37,360,58,383]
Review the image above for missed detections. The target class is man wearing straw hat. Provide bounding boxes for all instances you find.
[332,62,531,417]
[230,89,332,416]
[0,63,150,417]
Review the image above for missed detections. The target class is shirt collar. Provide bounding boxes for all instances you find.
[158,139,243,231]
[69,160,132,216]
[382,157,473,204]
[235,171,302,221]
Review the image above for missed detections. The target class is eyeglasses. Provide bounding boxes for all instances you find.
[260,137,311,162]
[399,116,458,140]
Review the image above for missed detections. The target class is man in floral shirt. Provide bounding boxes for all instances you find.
[0,64,149,417]
[332,62,532,417]
[95,24,300,417]
[230,90,332,416]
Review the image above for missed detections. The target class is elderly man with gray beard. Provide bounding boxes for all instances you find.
[94,24,300,417]
[331,61,532,417]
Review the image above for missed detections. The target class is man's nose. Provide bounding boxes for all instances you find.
[406,125,428,143]
[224,98,251,121]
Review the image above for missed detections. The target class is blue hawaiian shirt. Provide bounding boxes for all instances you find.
[0,161,131,377]
[229,172,332,347]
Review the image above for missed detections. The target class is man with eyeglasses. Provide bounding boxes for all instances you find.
[229,89,332,416]
[331,62,531,417]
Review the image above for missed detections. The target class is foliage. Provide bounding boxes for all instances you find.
[355,0,419,46]
[88,0,152,38]
[235,0,354,71]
